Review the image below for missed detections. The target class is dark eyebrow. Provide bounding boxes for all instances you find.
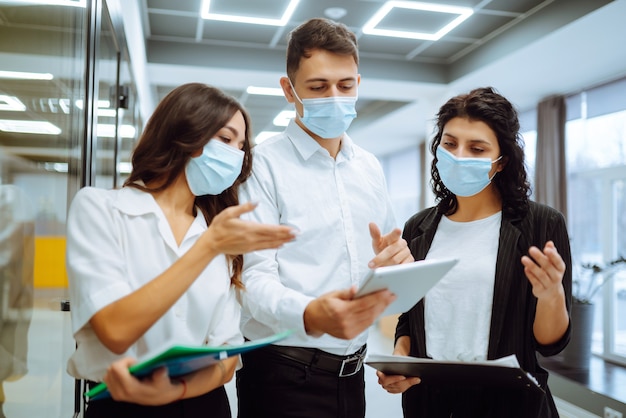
[221,125,239,138]
[468,139,493,145]
[442,134,493,145]
[304,77,357,83]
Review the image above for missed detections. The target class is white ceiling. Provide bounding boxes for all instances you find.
[130,0,626,156]
[0,0,625,169]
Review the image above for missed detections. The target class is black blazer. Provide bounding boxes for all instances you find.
[396,201,572,418]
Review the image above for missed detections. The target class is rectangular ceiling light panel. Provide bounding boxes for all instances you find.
[246,86,284,96]
[200,0,300,26]
[0,95,27,112]
[273,110,295,127]
[0,119,62,135]
[362,1,473,41]
[0,0,85,7]
[0,70,53,80]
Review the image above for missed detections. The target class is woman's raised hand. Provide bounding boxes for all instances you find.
[201,202,297,255]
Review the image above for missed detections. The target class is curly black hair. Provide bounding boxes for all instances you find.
[430,87,531,218]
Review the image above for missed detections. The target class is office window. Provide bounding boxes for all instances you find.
[566,79,626,365]
[519,109,537,197]
[380,146,421,228]
[521,130,537,197]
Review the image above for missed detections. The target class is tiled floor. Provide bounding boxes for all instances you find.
[0,291,602,417]
[0,292,403,418]
[2,297,75,417]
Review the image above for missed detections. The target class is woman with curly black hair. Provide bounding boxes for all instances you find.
[377,87,572,418]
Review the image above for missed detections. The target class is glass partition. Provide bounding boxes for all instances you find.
[116,56,138,187]
[93,5,119,189]
[0,1,86,416]
[0,0,141,415]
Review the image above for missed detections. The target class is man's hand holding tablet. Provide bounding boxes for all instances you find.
[355,258,458,316]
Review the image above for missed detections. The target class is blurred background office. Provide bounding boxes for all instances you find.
[0,0,624,417]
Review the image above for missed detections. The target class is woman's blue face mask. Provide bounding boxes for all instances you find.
[185,139,244,196]
[435,146,502,197]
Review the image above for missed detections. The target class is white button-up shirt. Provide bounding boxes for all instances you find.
[239,120,396,355]
[66,186,242,381]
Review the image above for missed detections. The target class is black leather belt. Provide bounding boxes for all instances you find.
[265,344,366,377]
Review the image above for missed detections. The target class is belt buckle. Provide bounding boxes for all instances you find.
[339,354,364,377]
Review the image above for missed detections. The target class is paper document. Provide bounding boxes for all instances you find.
[354,258,458,316]
[85,330,293,401]
[366,353,543,394]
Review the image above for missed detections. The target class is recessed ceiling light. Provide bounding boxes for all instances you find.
[0,0,85,7]
[246,86,284,96]
[0,119,61,135]
[75,99,112,109]
[98,108,118,118]
[97,124,136,139]
[59,98,71,114]
[324,7,347,20]
[273,110,295,127]
[118,162,132,174]
[255,131,281,145]
[0,95,27,112]
[43,162,69,173]
[0,70,53,80]
[362,1,473,41]
[200,0,300,27]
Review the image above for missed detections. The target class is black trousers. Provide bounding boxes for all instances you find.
[401,384,547,418]
[236,346,365,418]
[84,383,231,418]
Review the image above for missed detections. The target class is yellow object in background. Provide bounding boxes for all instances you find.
[34,236,68,288]
[378,314,400,340]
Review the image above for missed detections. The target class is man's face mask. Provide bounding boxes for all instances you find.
[289,79,357,139]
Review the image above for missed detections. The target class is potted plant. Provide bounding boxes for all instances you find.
[563,256,626,369]
[572,256,626,304]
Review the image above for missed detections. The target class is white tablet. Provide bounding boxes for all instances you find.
[354,258,458,316]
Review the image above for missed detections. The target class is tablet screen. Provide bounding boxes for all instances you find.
[355,258,458,316]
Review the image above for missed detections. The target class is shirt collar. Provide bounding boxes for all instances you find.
[114,185,208,240]
[285,119,355,161]
[113,185,161,216]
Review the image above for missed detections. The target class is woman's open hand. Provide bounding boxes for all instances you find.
[201,202,297,255]
[522,240,566,301]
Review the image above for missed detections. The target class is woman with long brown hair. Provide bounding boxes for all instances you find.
[66,83,296,417]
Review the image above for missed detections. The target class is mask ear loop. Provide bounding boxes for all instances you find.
[287,79,305,119]
[489,155,504,181]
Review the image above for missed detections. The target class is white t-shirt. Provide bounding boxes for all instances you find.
[424,211,501,362]
[238,120,397,355]
[65,186,242,381]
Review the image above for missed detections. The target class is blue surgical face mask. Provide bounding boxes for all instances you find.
[185,139,244,196]
[435,146,502,197]
[289,79,357,139]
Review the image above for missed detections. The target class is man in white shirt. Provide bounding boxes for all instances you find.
[236,18,413,418]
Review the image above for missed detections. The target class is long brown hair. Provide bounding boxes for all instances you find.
[124,83,252,288]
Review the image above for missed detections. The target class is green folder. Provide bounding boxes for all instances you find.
[85,329,293,400]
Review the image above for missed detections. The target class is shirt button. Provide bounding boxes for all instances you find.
[175,306,183,317]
